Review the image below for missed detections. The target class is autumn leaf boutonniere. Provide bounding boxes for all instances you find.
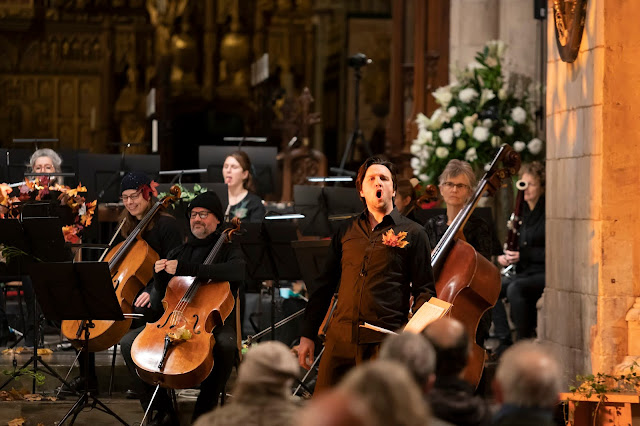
[382,229,409,248]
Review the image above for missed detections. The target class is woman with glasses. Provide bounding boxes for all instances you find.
[29,148,64,185]
[59,171,183,396]
[424,160,500,262]
[492,161,546,355]
[424,159,501,349]
[222,151,265,223]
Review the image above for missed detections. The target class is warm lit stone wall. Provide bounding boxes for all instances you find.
[543,0,640,382]
[450,0,540,79]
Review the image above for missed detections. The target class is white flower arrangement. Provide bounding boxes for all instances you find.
[410,40,544,183]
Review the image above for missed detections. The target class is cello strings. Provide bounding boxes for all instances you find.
[165,229,231,329]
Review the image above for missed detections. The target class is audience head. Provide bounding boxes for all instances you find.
[423,317,470,377]
[299,389,374,426]
[338,360,431,426]
[519,161,545,207]
[438,159,476,208]
[395,179,417,215]
[186,191,223,239]
[379,332,436,394]
[223,151,255,192]
[235,341,299,397]
[494,340,562,408]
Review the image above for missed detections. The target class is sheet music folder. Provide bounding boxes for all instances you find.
[29,262,124,322]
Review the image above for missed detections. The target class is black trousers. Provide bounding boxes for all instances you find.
[492,271,545,341]
[120,320,237,421]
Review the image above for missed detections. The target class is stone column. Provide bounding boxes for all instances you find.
[450,0,499,71]
[543,0,640,382]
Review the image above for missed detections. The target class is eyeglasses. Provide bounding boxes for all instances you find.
[34,164,55,173]
[120,191,142,202]
[190,211,211,219]
[441,182,471,191]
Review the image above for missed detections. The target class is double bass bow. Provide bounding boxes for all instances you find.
[431,145,520,388]
[60,186,181,352]
[131,218,241,390]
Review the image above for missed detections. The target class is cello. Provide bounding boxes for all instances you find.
[431,145,520,387]
[60,186,181,352]
[130,218,240,389]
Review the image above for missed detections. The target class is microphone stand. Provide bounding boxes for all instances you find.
[337,64,372,176]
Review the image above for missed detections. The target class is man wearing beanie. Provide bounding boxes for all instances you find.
[121,190,245,425]
[193,341,300,426]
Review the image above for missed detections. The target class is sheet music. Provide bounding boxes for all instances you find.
[404,297,453,334]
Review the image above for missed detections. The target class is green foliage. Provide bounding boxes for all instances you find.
[569,363,640,399]
[2,368,46,386]
[410,40,544,184]
[158,183,208,207]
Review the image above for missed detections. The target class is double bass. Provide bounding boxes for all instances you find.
[60,186,181,352]
[431,145,520,387]
[130,219,240,389]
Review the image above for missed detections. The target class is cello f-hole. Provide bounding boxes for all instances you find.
[157,315,171,329]
[192,314,200,334]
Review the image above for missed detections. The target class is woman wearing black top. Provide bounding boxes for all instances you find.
[61,172,183,394]
[222,151,265,223]
[424,160,501,261]
[493,162,545,351]
[424,160,501,345]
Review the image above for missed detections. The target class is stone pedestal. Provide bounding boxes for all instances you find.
[543,0,640,383]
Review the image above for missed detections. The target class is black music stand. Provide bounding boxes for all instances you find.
[236,221,301,341]
[293,185,331,237]
[0,217,73,393]
[0,220,29,347]
[30,261,128,426]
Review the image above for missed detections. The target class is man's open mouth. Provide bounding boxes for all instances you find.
[376,190,382,199]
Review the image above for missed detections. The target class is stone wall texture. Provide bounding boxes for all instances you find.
[544,0,640,385]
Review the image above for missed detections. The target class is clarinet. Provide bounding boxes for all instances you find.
[501,179,528,277]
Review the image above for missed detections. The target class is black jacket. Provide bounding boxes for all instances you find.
[516,196,545,274]
[302,209,435,344]
[150,229,246,317]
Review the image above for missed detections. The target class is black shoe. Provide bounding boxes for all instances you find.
[58,375,99,395]
[491,340,512,359]
[148,410,178,426]
[125,388,139,399]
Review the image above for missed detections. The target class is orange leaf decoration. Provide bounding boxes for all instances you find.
[382,229,409,248]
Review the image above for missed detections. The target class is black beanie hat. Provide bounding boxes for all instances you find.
[120,171,151,193]
[187,191,224,223]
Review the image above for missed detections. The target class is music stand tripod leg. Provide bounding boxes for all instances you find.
[58,320,129,426]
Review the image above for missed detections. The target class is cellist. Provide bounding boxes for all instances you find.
[59,172,183,394]
[123,191,245,425]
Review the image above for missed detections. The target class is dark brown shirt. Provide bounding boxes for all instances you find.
[302,209,435,344]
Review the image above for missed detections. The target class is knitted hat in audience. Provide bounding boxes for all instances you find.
[237,341,298,386]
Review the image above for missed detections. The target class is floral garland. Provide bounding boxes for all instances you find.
[0,177,97,244]
[410,40,544,184]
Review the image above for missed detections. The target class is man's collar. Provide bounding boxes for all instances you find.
[359,208,402,226]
